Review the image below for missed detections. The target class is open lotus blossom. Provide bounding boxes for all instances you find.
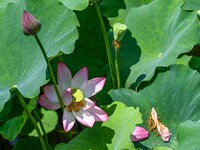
[131,126,149,142]
[39,62,108,132]
[148,107,171,142]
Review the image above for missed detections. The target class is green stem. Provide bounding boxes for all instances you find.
[94,3,116,89]
[34,35,65,111]
[33,110,48,145]
[115,48,121,88]
[15,90,47,150]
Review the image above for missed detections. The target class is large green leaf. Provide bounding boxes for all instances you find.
[123,0,199,88]
[59,0,89,11]
[109,65,200,149]
[182,0,200,10]
[26,0,79,56]
[0,0,79,111]
[55,102,142,150]
[177,120,200,150]
[0,97,37,140]
[104,0,152,26]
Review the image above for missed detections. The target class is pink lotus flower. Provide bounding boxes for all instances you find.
[39,62,108,132]
[22,10,41,36]
[131,126,149,142]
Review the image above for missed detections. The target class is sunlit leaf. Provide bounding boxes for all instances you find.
[125,0,199,88]
[182,0,200,10]
[103,0,152,26]
[177,120,200,150]
[59,0,89,11]
[0,0,79,112]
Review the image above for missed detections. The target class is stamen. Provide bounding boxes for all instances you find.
[67,101,85,112]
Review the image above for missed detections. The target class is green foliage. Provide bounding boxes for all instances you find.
[100,0,125,17]
[0,0,79,112]
[0,97,37,140]
[103,0,152,26]
[0,0,200,149]
[59,0,89,11]
[29,108,58,137]
[125,0,199,88]
[109,65,200,149]
[182,0,200,10]
[177,120,200,150]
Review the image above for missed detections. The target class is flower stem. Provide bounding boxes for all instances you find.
[115,48,121,88]
[33,110,48,145]
[15,90,47,150]
[94,3,116,89]
[34,35,65,111]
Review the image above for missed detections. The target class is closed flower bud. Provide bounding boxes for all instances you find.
[22,10,41,36]
[113,23,127,42]
[131,126,149,142]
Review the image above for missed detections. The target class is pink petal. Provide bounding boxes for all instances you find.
[38,95,60,110]
[82,98,95,110]
[72,67,88,89]
[131,126,149,142]
[57,62,72,91]
[157,122,171,142]
[151,107,158,122]
[73,109,95,127]
[44,85,59,103]
[89,106,108,122]
[62,89,72,106]
[82,77,106,98]
[62,108,75,132]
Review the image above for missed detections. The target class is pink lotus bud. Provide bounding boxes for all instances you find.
[131,126,149,142]
[22,10,41,36]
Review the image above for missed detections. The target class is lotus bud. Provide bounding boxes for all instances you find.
[113,23,127,42]
[22,10,41,36]
[131,126,149,142]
